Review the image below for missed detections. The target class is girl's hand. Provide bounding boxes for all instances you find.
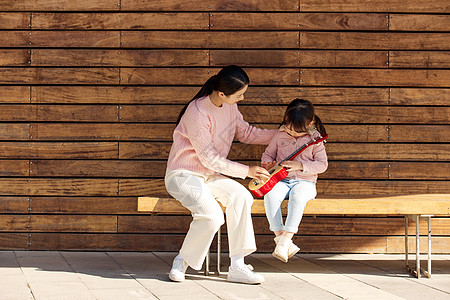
[248,166,271,181]
[281,161,303,172]
[261,161,277,171]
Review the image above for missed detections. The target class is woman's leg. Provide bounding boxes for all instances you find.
[206,175,264,283]
[165,170,224,271]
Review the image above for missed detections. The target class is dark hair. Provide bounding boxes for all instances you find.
[281,98,326,136]
[176,65,249,125]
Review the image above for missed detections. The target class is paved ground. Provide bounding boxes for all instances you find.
[0,251,449,300]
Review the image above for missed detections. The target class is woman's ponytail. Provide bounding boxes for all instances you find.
[175,75,217,125]
[175,66,249,126]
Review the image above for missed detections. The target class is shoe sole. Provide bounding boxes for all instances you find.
[288,247,300,259]
[226,277,264,284]
[169,273,185,282]
[272,251,288,263]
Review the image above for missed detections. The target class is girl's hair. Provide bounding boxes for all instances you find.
[281,98,326,136]
[176,65,250,125]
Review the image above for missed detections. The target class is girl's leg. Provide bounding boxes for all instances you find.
[264,180,290,234]
[284,180,317,234]
[165,170,224,272]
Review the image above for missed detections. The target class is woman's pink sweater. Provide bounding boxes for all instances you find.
[167,95,277,179]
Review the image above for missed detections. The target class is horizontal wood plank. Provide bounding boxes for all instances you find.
[301,69,450,87]
[326,143,450,161]
[121,0,299,11]
[0,13,30,29]
[30,86,392,105]
[28,197,136,214]
[300,0,450,13]
[28,160,389,180]
[119,105,448,124]
[0,68,118,85]
[211,50,388,68]
[0,49,30,66]
[0,234,28,250]
[31,49,209,67]
[30,123,176,141]
[389,51,450,68]
[0,142,118,159]
[119,142,450,161]
[300,32,450,50]
[389,125,449,143]
[119,215,450,236]
[24,233,450,253]
[32,13,209,30]
[31,31,120,47]
[390,162,450,180]
[0,0,120,11]
[121,179,450,196]
[211,13,388,30]
[120,68,299,86]
[389,14,450,31]
[0,86,30,103]
[0,160,29,176]
[0,124,30,140]
[28,215,117,232]
[389,88,450,106]
[121,31,300,48]
[0,197,29,213]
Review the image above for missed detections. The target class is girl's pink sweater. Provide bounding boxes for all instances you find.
[261,128,328,183]
[167,95,277,179]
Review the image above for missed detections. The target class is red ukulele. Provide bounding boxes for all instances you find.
[248,133,328,197]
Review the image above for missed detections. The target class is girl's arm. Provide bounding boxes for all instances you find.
[235,107,277,145]
[300,142,328,175]
[261,133,279,165]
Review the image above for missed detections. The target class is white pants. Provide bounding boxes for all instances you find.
[165,169,256,270]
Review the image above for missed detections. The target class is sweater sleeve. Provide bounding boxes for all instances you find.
[300,141,328,175]
[261,133,279,163]
[235,107,277,145]
[184,111,249,179]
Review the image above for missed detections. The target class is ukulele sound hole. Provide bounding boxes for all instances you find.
[252,179,259,185]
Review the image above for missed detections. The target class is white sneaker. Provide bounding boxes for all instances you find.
[169,255,188,282]
[227,265,265,284]
[274,235,300,259]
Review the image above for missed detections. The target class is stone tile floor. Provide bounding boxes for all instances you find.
[1,251,449,299]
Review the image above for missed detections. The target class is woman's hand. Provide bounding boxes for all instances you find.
[248,165,271,181]
[281,161,303,172]
[261,161,277,171]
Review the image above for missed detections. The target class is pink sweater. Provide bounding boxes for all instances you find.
[261,128,328,183]
[167,95,277,179]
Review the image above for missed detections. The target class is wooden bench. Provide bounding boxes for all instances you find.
[138,195,450,279]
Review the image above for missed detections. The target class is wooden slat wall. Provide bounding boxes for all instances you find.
[0,0,449,253]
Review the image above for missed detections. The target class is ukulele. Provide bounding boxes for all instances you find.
[248,133,328,198]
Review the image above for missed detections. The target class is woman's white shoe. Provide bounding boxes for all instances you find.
[169,255,188,282]
[227,265,265,284]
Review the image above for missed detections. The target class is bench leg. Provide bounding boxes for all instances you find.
[217,225,221,275]
[405,214,433,279]
[205,225,221,276]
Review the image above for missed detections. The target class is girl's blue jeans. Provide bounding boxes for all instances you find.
[264,178,317,233]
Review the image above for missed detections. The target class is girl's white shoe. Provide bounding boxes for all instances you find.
[273,236,300,263]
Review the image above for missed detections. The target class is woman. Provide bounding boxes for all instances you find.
[165,65,276,284]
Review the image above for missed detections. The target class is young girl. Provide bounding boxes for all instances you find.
[261,99,328,263]
[165,65,277,284]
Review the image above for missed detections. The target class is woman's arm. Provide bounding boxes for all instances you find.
[235,107,277,145]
